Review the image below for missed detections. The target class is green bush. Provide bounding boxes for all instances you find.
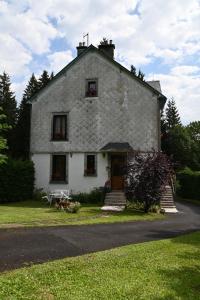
[65,201,81,213]
[177,167,200,201]
[0,159,35,203]
[71,187,105,204]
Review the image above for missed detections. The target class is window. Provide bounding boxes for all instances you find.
[86,79,98,97]
[51,155,67,182]
[52,114,67,141]
[84,154,97,176]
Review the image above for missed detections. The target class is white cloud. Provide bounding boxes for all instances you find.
[47,50,73,74]
[0,33,31,76]
[148,65,200,124]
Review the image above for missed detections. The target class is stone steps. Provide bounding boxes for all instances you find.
[160,185,178,213]
[101,190,126,211]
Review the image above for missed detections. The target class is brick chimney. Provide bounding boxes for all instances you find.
[76,42,87,56]
[98,39,115,59]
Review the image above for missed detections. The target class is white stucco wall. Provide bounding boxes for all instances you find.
[32,152,108,193]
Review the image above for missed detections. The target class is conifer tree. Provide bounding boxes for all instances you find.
[0,107,10,165]
[38,70,51,89]
[165,98,181,130]
[130,65,136,75]
[137,69,145,81]
[15,74,39,159]
[0,72,17,155]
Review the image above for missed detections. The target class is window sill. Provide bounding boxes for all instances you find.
[84,96,98,100]
[51,139,69,142]
[50,180,68,184]
[84,174,97,177]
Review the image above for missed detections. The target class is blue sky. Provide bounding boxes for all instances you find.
[0,0,200,124]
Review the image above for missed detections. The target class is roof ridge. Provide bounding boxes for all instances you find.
[28,44,166,103]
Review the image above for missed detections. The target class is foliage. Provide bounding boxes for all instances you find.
[0,107,10,165]
[14,71,53,159]
[33,188,47,201]
[186,121,200,143]
[100,37,109,45]
[165,98,181,130]
[137,69,145,80]
[126,151,173,212]
[0,72,17,156]
[130,65,136,75]
[130,65,145,80]
[163,125,200,170]
[14,74,40,159]
[71,187,105,204]
[65,201,81,213]
[38,70,52,89]
[177,167,200,201]
[161,99,200,170]
[0,159,35,203]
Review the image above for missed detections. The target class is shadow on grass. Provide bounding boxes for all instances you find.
[151,232,200,299]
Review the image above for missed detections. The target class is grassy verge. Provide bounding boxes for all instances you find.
[0,201,164,228]
[0,231,200,299]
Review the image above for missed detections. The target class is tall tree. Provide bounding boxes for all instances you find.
[130,65,136,75]
[137,69,145,81]
[14,74,39,159]
[38,70,52,89]
[0,72,17,155]
[0,107,9,165]
[165,98,181,130]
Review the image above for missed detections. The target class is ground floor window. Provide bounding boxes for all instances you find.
[84,153,97,176]
[51,155,67,182]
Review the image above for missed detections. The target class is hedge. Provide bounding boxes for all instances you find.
[177,167,200,201]
[0,159,35,203]
[71,188,105,204]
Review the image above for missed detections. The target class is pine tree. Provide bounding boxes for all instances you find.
[137,69,145,81]
[38,70,51,89]
[165,98,181,130]
[0,107,10,165]
[0,72,17,155]
[14,74,39,159]
[130,65,136,75]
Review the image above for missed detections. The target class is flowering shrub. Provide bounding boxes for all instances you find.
[125,150,173,213]
[65,201,81,213]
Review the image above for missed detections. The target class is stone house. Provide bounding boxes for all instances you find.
[30,40,166,194]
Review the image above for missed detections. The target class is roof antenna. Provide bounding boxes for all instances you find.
[83,33,89,47]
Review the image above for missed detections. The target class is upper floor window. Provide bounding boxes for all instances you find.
[52,114,67,141]
[86,79,98,97]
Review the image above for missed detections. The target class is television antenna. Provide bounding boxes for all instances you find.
[83,33,89,46]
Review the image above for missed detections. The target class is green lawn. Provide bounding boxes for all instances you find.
[0,231,200,300]
[0,200,164,228]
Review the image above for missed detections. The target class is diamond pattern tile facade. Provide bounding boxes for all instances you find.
[30,51,160,154]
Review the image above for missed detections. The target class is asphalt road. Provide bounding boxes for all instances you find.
[0,201,200,272]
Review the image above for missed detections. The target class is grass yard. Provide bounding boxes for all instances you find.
[0,200,164,228]
[0,231,200,300]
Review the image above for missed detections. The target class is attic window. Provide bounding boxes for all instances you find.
[86,79,98,97]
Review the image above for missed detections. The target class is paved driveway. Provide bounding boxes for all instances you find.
[0,201,200,272]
